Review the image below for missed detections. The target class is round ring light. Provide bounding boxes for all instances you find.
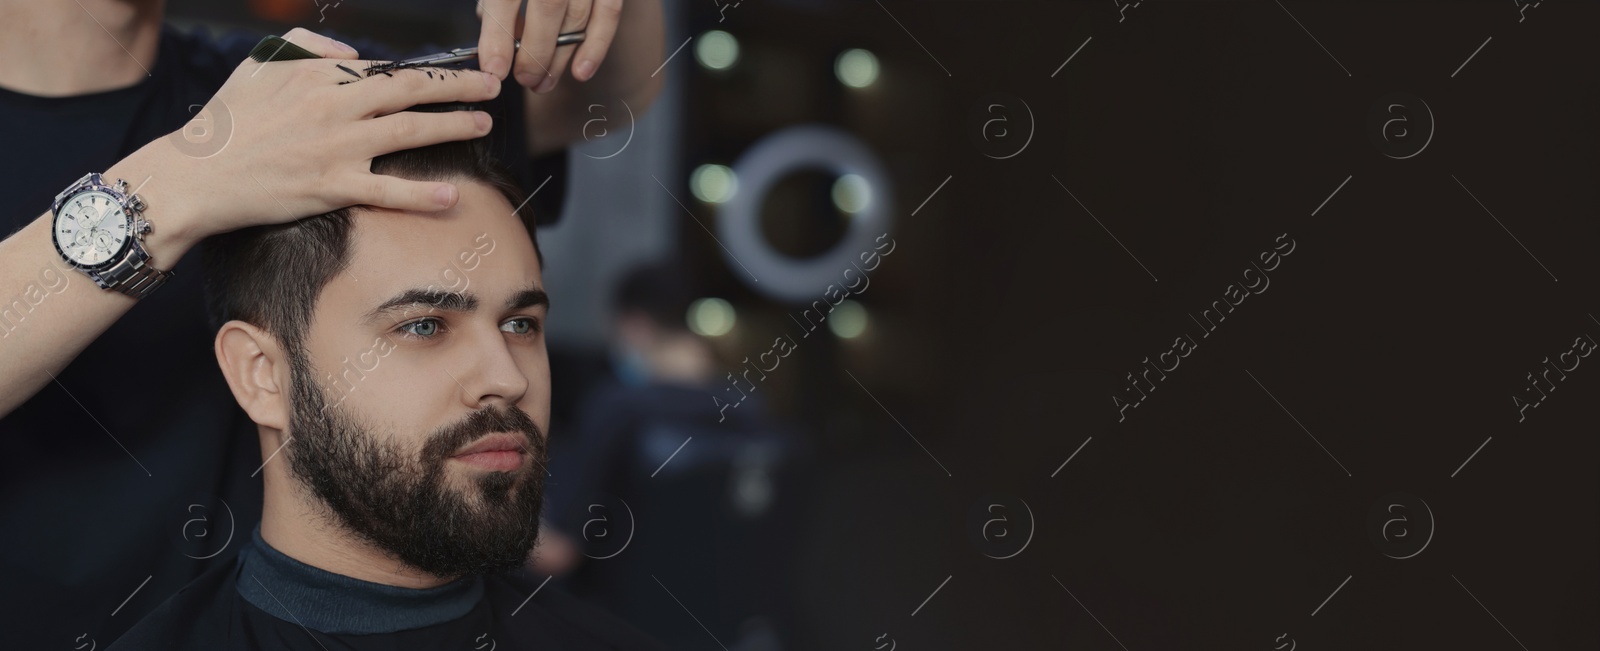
[716,125,894,304]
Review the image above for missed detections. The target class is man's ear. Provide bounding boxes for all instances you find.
[215,320,290,431]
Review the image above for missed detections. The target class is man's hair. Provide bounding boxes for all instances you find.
[612,259,695,331]
[203,122,539,356]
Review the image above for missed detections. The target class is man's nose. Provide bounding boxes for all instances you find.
[452,323,529,410]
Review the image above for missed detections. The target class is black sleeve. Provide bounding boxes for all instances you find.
[545,387,636,537]
[488,78,571,227]
[526,147,571,228]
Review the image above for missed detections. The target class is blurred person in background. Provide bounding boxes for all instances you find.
[0,0,662,647]
[535,261,809,650]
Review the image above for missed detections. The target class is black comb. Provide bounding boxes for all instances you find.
[247,35,323,63]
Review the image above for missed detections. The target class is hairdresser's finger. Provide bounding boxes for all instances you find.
[570,0,621,82]
[533,0,590,92]
[358,66,502,117]
[476,0,523,80]
[513,0,570,90]
[280,27,360,60]
[344,173,461,212]
[359,110,493,156]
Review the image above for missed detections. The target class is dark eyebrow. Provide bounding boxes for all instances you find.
[506,287,550,312]
[362,289,479,325]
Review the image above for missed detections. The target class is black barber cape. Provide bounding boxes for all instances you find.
[105,527,664,650]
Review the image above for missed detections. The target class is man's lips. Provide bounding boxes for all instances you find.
[450,433,530,472]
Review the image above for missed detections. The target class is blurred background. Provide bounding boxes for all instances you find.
[163,1,1599,649]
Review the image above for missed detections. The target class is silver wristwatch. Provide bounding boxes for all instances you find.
[50,173,173,299]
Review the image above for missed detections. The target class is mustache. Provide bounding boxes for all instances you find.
[419,404,546,467]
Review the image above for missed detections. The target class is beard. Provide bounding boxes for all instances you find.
[284,352,547,579]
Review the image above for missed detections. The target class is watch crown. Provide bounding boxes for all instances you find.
[135,218,153,236]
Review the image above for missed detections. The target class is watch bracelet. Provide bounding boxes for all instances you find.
[51,172,174,299]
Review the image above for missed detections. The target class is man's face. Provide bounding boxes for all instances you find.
[285,180,551,578]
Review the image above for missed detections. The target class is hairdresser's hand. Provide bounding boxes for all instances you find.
[104,27,502,261]
[474,0,624,92]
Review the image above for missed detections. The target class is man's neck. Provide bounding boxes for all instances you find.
[261,484,459,590]
[0,0,164,96]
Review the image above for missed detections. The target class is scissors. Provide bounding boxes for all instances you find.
[248,32,586,78]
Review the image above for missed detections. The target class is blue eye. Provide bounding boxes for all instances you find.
[399,318,442,338]
[501,317,539,336]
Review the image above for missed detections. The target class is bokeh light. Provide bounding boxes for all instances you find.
[695,30,740,70]
[831,173,871,214]
[690,164,738,203]
[688,297,737,337]
[828,300,869,339]
[834,48,879,88]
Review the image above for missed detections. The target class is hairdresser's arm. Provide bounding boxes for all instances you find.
[474,0,666,156]
[0,28,501,418]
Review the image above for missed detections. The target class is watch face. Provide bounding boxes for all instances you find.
[55,190,132,267]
